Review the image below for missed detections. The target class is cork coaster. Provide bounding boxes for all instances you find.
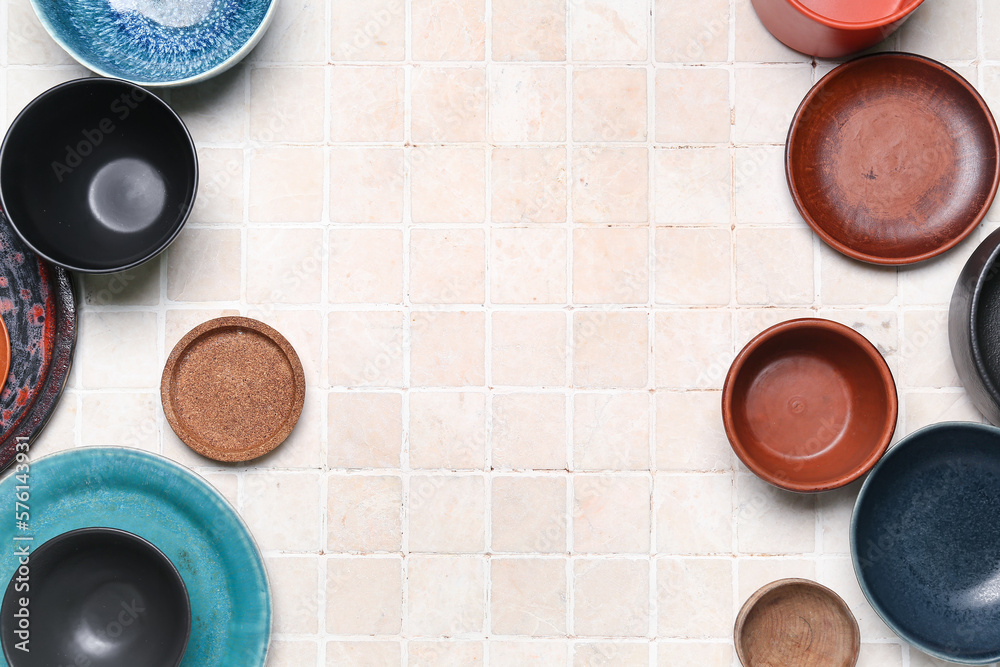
[161,317,305,462]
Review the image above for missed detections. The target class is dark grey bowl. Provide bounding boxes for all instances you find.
[0,78,197,273]
[0,527,190,667]
[852,422,1000,664]
[950,227,1000,425]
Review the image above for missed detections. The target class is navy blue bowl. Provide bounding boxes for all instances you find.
[852,422,1000,664]
[29,0,276,86]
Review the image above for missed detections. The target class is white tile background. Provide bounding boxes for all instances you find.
[2,0,999,664]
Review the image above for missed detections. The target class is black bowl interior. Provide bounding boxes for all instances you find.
[0,79,196,272]
[853,425,1000,662]
[0,527,190,667]
[975,256,1000,393]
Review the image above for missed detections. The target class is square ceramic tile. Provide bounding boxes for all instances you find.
[898,0,977,61]
[406,555,486,635]
[573,559,650,636]
[79,312,159,389]
[328,67,405,142]
[325,642,401,666]
[654,148,731,225]
[572,147,649,223]
[655,68,730,143]
[492,476,568,553]
[167,228,241,302]
[242,472,323,551]
[573,227,649,304]
[655,227,732,306]
[409,228,485,304]
[250,67,325,142]
[735,227,815,305]
[250,147,325,222]
[573,68,647,142]
[410,147,486,223]
[655,0,729,63]
[490,67,567,142]
[654,310,732,389]
[492,393,568,470]
[733,146,800,225]
[328,311,405,387]
[492,0,566,61]
[268,556,321,633]
[736,473,816,554]
[492,311,568,386]
[330,0,405,61]
[189,148,244,223]
[900,310,959,388]
[408,392,486,469]
[573,393,650,470]
[83,262,161,307]
[820,245,897,306]
[80,393,158,450]
[573,312,649,389]
[408,474,486,552]
[490,228,568,304]
[491,148,567,223]
[326,557,403,634]
[251,0,326,63]
[656,474,733,554]
[573,476,651,553]
[328,392,403,468]
[329,229,404,304]
[409,311,486,386]
[411,67,487,142]
[733,67,814,144]
[570,0,648,61]
[329,148,404,223]
[734,0,811,63]
[656,558,732,638]
[492,642,569,665]
[410,0,486,60]
[656,391,734,472]
[327,475,402,552]
[169,67,248,144]
[246,228,324,304]
[491,558,568,636]
[270,641,319,666]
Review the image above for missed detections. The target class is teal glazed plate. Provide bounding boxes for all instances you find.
[0,447,270,666]
[29,0,277,86]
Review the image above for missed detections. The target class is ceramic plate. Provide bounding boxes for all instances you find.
[787,53,1000,265]
[852,422,1000,664]
[0,213,75,472]
[162,317,305,462]
[0,447,270,667]
[29,0,277,86]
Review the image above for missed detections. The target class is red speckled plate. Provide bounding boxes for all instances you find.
[0,210,76,471]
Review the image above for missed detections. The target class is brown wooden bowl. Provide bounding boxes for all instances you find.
[736,579,860,667]
[787,52,1000,265]
[722,318,897,492]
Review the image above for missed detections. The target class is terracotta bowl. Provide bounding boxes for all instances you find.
[787,53,1000,265]
[722,318,897,492]
[751,0,924,58]
[736,579,860,667]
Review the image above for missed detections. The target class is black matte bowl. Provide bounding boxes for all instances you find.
[0,78,197,273]
[0,527,190,667]
[950,227,1000,425]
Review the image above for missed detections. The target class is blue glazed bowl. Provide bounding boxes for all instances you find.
[29,0,277,86]
[852,422,1000,664]
[0,447,270,667]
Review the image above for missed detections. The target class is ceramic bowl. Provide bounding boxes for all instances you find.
[28,0,277,86]
[787,53,999,265]
[950,227,1000,425]
[751,0,924,58]
[852,422,1000,664]
[722,318,897,492]
[735,578,860,667]
[0,527,190,667]
[0,78,197,273]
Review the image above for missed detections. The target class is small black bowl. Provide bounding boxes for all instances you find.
[950,227,1000,425]
[0,78,197,273]
[0,527,191,667]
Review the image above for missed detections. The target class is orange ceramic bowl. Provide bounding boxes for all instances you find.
[750,0,924,58]
[722,319,897,492]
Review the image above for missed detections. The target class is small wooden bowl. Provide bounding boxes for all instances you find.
[787,53,1000,265]
[736,579,860,667]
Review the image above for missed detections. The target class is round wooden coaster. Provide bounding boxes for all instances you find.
[161,317,305,462]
